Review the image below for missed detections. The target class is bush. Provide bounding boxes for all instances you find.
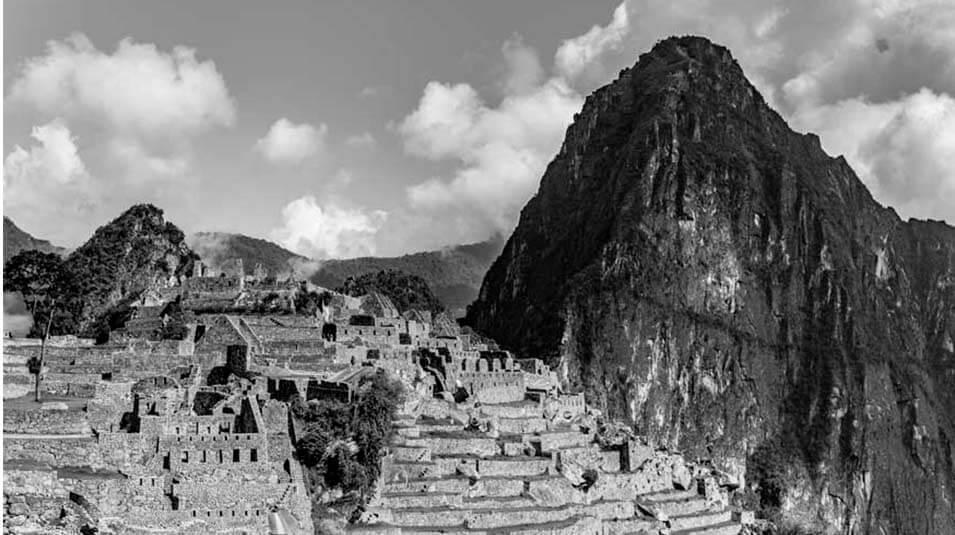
[293,369,404,505]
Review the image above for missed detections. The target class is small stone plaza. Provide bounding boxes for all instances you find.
[3,262,754,534]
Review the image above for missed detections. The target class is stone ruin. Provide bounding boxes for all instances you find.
[3,282,755,534]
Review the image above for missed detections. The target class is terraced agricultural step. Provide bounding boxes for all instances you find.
[477,456,553,477]
[383,460,444,481]
[396,426,421,439]
[348,514,600,535]
[417,421,465,434]
[637,488,699,503]
[601,516,659,535]
[401,435,499,457]
[496,416,547,434]
[476,403,544,419]
[383,476,473,494]
[637,495,710,517]
[669,510,733,531]
[530,430,594,453]
[376,491,463,509]
[393,446,432,462]
[369,500,634,530]
[461,496,537,510]
[671,520,742,535]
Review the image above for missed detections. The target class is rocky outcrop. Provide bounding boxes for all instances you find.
[66,204,198,331]
[466,36,955,534]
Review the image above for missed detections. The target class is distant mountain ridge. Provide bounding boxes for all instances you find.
[190,231,505,317]
[3,216,66,262]
[312,236,505,317]
[188,232,312,277]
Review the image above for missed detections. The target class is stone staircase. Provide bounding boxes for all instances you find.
[350,400,751,535]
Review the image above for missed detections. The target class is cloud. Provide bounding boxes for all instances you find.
[344,132,377,150]
[8,33,235,141]
[255,118,327,164]
[4,33,236,244]
[555,2,631,86]
[397,41,582,244]
[3,120,96,244]
[270,196,387,259]
[791,89,955,221]
[501,35,545,95]
[4,120,88,187]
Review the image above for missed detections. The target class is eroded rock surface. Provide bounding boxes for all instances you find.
[466,35,955,534]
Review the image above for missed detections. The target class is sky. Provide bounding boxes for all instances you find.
[4,0,954,261]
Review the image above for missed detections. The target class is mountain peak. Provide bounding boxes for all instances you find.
[469,38,955,533]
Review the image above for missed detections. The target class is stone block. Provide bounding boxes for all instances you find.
[478,457,552,477]
[671,457,693,490]
[621,439,654,472]
[392,446,431,463]
[734,509,755,525]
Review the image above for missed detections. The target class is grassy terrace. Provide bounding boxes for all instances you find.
[4,395,88,412]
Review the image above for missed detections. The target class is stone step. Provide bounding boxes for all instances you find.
[383,477,473,495]
[367,500,634,530]
[477,403,544,420]
[529,430,593,453]
[637,488,699,503]
[601,516,659,535]
[383,461,444,481]
[393,446,432,463]
[383,475,528,498]
[638,495,710,517]
[417,421,465,434]
[477,457,552,477]
[348,514,599,535]
[671,520,742,535]
[396,427,421,439]
[496,417,547,435]
[400,436,499,457]
[461,496,537,510]
[669,510,733,531]
[375,492,463,509]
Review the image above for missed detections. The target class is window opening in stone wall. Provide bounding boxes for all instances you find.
[233,448,240,462]
[251,448,258,462]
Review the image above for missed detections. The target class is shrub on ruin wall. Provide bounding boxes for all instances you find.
[293,369,404,509]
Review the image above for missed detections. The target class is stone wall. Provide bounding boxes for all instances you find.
[3,466,69,532]
[3,437,104,467]
[458,370,525,403]
[87,382,135,433]
[3,407,92,435]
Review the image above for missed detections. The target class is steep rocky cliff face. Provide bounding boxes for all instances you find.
[466,36,955,534]
[66,204,198,330]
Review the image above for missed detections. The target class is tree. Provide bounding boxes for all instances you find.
[3,250,81,337]
[26,297,57,402]
[293,370,405,504]
[336,269,445,315]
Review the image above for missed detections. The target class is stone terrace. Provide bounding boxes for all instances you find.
[351,399,751,535]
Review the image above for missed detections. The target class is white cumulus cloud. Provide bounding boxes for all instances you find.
[397,35,582,244]
[4,33,237,244]
[3,120,95,244]
[8,33,235,141]
[255,118,327,164]
[270,196,387,259]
